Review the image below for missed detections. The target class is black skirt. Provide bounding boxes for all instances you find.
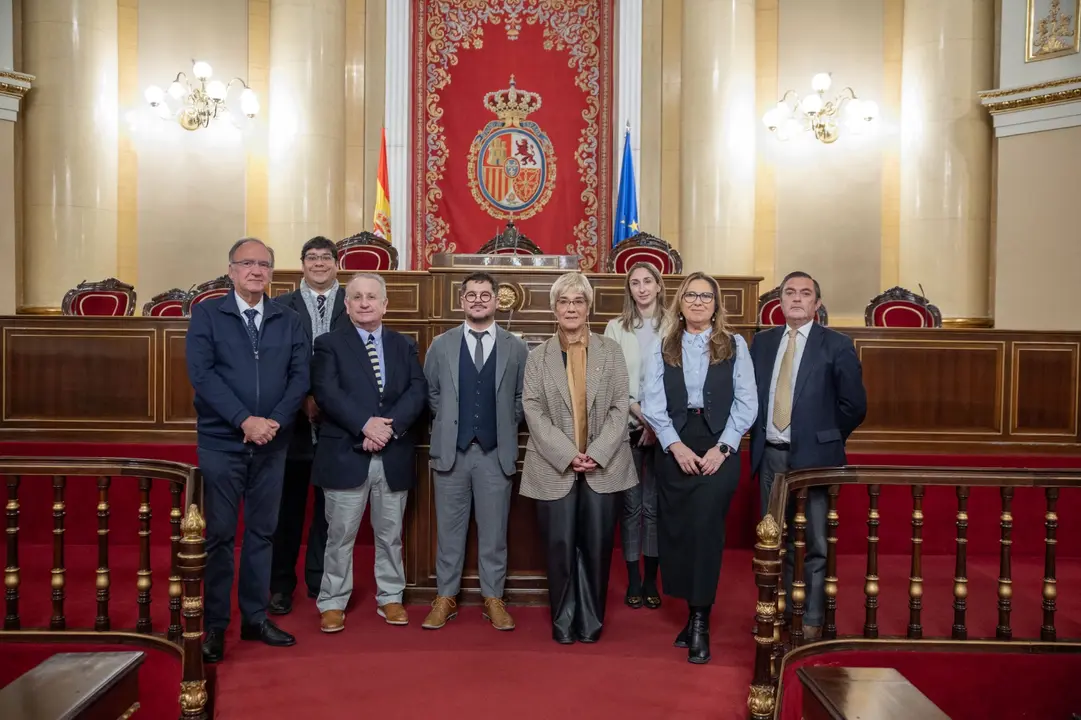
[656,412,740,606]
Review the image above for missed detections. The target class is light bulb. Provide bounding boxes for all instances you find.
[240,88,260,116]
[775,100,793,118]
[206,80,227,101]
[168,81,186,99]
[861,100,879,121]
[144,85,164,106]
[192,61,213,80]
[845,99,863,121]
[811,73,832,93]
[762,108,780,130]
[800,94,823,115]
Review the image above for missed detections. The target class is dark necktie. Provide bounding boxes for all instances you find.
[243,309,259,354]
[366,335,384,391]
[469,330,486,370]
[316,294,326,322]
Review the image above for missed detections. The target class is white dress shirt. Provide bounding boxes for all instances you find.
[463,321,497,364]
[235,293,265,330]
[766,321,813,444]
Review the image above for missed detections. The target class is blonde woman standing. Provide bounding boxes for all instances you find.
[604,262,666,610]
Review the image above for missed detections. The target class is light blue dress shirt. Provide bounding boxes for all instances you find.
[641,330,758,452]
[356,325,386,380]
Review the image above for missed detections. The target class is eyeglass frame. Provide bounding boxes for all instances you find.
[461,291,495,303]
[681,291,716,304]
[230,259,274,270]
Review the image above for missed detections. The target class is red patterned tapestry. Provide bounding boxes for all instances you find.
[412,0,614,270]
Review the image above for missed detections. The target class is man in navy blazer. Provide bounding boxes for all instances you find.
[310,272,427,633]
[749,271,867,640]
[186,237,310,663]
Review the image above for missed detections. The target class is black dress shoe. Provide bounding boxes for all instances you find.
[577,633,600,644]
[240,619,296,647]
[268,593,293,616]
[202,629,225,664]
[674,613,692,648]
[552,630,576,645]
[688,607,711,665]
[643,588,662,610]
[625,587,643,609]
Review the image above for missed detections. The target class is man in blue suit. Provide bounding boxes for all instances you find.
[186,237,310,662]
[750,271,867,640]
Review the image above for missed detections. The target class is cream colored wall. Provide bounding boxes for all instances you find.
[994,125,1081,330]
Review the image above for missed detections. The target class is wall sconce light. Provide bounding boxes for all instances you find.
[144,60,259,131]
[763,72,878,143]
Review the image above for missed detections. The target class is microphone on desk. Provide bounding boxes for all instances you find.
[918,283,926,298]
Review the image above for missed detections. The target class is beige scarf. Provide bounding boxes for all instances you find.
[558,329,589,453]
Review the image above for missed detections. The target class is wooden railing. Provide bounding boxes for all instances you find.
[746,466,1081,720]
[0,457,207,720]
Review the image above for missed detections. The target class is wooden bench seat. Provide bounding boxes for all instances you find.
[0,651,144,720]
[798,666,950,720]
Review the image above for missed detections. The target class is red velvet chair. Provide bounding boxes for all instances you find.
[477,221,542,256]
[607,231,683,275]
[61,278,137,317]
[757,286,830,327]
[865,286,942,328]
[337,232,399,271]
[142,289,191,317]
[182,276,233,315]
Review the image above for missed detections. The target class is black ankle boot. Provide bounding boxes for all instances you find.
[688,606,711,664]
[673,606,693,648]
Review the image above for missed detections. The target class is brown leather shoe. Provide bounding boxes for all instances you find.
[421,596,458,630]
[320,609,345,633]
[377,602,409,625]
[482,597,515,631]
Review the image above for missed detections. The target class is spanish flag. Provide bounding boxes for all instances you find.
[373,127,392,242]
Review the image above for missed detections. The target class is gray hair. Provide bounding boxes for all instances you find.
[228,237,276,267]
[549,272,594,311]
[345,272,387,300]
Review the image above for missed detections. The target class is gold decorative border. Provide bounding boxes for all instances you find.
[983,86,1081,114]
[941,317,995,328]
[978,74,1081,98]
[0,70,34,100]
[1025,0,1081,63]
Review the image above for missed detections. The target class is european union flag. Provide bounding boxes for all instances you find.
[613,128,639,247]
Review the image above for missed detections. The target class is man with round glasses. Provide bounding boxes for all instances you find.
[421,271,529,631]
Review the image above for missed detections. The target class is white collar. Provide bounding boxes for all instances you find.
[463,321,497,339]
[785,321,814,339]
[235,292,264,317]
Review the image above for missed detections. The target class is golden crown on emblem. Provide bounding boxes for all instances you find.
[483,75,543,127]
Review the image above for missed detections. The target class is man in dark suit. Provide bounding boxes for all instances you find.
[750,271,867,640]
[186,237,310,663]
[268,236,351,616]
[310,272,427,633]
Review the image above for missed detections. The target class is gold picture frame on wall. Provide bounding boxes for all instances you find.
[1026,0,1081,62]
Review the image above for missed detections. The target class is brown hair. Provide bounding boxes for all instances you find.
[617,262,666,333]
[660,272,734,367]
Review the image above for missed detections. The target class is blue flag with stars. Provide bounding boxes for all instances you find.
[613,128,639,247]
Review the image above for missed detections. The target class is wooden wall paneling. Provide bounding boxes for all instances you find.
[1011,341,1080,439]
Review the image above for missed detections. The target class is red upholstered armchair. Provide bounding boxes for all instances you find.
[337,232,399,271]
[182,276,233,315]
[142,288,191,317]
[865,286,942,328]
[61,278,137,317]
[757,285,830,327]
[476,220,542,255]
[607,231,683,275]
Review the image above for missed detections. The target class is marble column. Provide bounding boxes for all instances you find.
[267,0,346,261]
[22,0,118,310]
[899,0,994,322]
[679,0,756,275]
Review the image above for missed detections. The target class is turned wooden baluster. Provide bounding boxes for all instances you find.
[997,487,1014,640]
[1041,487,1058,642]
[908,485,924,639]
[179,502,209,720]
[790,489,809,647]
[824,485,840,640]
[51,475,67,630]
[748,514,782,720]
[771,527,786,681]
[95,476,111,631]
[169,484,184,642]
[863,484,880,639]
[4,476,19,630]
[952,486,969,640]
[137,476,153,633]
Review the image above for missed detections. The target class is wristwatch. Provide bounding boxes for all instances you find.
[718,443,732,456]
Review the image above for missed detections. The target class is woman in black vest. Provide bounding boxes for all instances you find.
[641,271,758,664]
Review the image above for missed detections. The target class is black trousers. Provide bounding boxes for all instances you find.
[199,446,288,630]
[535,475,618,641]
[270,458,328,597]
[656,414,740,606]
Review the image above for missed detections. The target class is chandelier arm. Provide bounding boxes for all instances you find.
[778,89,800,104]
[226,78,251,92]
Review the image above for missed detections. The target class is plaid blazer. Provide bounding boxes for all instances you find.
[520,333,636,501]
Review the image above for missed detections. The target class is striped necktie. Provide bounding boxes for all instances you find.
[316,294,327,322]
[366,334,383,391]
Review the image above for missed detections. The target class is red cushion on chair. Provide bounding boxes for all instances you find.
[872,300,934,328]
[146,300,185,317]
[759,298,784,326]
[339,245,393,271]
[611,246,673,275]
[71,291,131,317]
[189,288,230,308]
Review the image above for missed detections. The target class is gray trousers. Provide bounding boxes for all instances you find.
[317,456,409,611]
[434,444,513,598]
[620,443,658,561]
[759,445,828,627]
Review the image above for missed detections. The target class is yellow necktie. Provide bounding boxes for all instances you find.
[773,328,798,431]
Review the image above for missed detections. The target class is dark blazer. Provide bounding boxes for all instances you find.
[749,322,867,475]
[310,324,428,492]
[185,291,310,454]
[274,287,350,459]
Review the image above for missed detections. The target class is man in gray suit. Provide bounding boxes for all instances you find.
[422,271,528,631]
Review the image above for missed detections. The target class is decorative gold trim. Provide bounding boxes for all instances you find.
[941,317,995,328]
[118,701,141,719]
[180,680,208,713]
[1011,342,1081,436]
[15,306,62,315]
[984,87,1081,114]
[1025,0,1081,63]
[0,70,34,100]
[756,515,781,546]
[180,504,205,539]
[979,74,1081,98]
[747,684,776,717]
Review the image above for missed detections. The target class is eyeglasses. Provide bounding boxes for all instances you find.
[231,260,273,270]
[462,291,493,303]
[556,298,588,309]
[304,253,335,263]
[682,291,716,304]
